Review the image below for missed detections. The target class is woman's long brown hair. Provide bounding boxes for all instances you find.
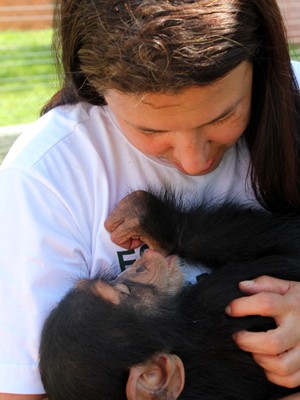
[42,0,300,212]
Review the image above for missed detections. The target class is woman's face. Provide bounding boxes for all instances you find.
[105,61,253,176]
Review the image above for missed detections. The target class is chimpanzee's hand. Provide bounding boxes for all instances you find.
[105,191,161,251]
[226,276,300,391]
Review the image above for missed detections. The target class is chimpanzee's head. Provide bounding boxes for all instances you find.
[87,249,184,307]
[39,250,185,400]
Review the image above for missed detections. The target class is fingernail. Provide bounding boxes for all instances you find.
[240,280,254,288]
[225,305,231,315]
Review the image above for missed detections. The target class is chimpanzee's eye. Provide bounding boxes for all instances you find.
[135,265,146,273]
[114,284,131,295]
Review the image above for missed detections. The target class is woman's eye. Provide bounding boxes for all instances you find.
[137,128,166,136]
[213,112,234,126]
[135,265,146,273]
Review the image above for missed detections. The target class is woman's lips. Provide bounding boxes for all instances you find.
[202,156,216,172]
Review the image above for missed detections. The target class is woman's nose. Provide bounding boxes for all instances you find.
[172,132,213,175]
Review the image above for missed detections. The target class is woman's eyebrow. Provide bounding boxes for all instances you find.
[132,97,243,133]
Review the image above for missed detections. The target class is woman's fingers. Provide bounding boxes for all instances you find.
[226,275,300,388]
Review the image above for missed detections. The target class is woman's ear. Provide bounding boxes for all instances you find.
[126,353,185,400]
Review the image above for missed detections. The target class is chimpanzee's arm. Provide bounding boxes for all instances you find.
[174,203,300,267]
[105,190,300,268]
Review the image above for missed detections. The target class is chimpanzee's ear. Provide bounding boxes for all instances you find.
[126,353,185,400]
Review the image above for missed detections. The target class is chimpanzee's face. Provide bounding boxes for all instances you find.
[79,250,184,308]
[115,249,184,293]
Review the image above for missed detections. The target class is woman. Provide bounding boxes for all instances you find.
[0,0,300,398]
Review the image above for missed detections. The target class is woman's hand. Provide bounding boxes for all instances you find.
[279,394,300,400]
[226,275,300,392]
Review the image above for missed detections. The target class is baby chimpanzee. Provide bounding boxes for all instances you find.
[39,190,300,400]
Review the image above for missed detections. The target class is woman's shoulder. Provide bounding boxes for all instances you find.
[0,102,112,172]
[291,59,300,84]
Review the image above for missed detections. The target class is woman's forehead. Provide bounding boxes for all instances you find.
[105,61,253,129]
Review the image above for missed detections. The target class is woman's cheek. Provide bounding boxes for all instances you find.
[207,120,248,145]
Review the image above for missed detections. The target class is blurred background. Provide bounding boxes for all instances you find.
[0,0,300,163]
[0,0,55,161]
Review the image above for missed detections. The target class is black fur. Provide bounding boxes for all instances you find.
[39,193,300,400]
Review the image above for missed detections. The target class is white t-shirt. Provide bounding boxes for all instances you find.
[0,61,298,393]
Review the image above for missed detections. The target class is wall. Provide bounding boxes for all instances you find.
[0,0,300,44]
[278,0,300,45]
[0,0,53,30]
[0,0,300,163]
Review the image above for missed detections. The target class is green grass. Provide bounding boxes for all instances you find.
[0,134,19,163]
[289,44,300,61]
[0,29,58,127]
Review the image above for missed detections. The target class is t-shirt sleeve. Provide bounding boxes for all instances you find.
[0,168,90,394]
[292,59,300,84]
